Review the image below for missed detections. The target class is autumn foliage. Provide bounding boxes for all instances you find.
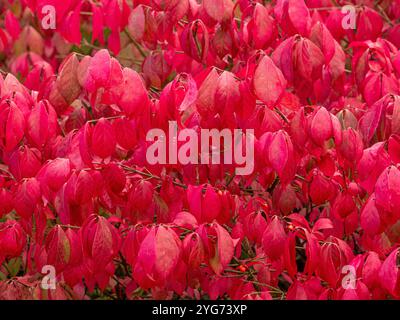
[0,0,400,300]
